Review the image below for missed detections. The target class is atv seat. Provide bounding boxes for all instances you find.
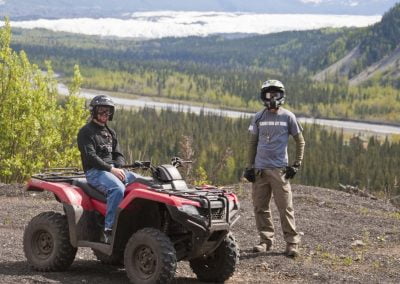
[72,178,107,203]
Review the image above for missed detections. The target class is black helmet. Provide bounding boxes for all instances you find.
[260,80,285,110]
[89,95,115,121]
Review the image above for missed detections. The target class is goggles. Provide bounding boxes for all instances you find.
[264,92,284,100]
[97,106,112,116]
[98,110,111,116]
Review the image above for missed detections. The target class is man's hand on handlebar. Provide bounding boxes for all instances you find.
[111,167,126,181]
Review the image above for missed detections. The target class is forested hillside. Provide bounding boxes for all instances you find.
[315,3,400,87]
[10,27,349,76]
[111,107,400,196]
[9,22,400,123]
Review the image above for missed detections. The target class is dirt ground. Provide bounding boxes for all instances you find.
[1,182,400,284]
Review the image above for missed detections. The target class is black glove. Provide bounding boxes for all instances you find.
[284,163,300,179]
[244,168,256,183]
[133,161,143,167]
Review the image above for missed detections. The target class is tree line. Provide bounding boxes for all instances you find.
[110,107,400,197]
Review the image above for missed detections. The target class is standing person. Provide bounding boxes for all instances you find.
[244,80,305,257]
[77,95,140,244]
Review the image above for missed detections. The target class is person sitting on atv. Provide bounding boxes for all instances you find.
[77,95,141,244]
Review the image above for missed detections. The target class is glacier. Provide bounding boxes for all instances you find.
[1,11,381,39]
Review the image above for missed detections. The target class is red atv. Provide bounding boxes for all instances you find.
[23,158,240,283]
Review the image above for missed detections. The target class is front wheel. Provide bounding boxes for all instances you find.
[190,233,239,282]
[23,211,77,271]
[124,228,177,284]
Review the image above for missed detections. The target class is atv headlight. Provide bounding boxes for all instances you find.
[180,204,199,216]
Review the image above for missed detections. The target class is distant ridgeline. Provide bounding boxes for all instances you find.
[111,108,400,196]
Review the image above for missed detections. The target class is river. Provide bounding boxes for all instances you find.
[58,84,400,136]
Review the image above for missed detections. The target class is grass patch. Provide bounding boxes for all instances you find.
[388,211,400,220]
[314,245,357,267]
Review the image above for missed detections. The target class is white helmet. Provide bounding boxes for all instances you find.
[260,80,285,109]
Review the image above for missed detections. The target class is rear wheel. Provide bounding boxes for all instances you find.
[23,211,77,271]
[190,233,239,282]
[124,228,176,284]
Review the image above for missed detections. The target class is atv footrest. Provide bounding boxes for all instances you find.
[77,241,112,255]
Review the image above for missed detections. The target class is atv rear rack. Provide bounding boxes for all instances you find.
[32,168,85,182]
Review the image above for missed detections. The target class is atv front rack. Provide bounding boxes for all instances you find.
[156,188,233,225]
[32,168,85,182]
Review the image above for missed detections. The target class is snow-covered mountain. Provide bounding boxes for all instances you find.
[0,0,399,19]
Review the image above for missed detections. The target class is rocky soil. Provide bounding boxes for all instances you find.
[0,182,400,283]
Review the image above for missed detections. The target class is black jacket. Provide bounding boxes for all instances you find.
[77,121,125,172]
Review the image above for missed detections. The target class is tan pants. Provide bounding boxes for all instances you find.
[252,168,300,244]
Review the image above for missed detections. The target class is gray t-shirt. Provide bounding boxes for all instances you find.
[248,107,303,169]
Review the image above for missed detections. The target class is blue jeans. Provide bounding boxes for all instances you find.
[85,168,139,230]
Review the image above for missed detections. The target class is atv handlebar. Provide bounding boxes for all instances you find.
[122,161,151,169]
[171,157,192,168]
[123,157,192,170]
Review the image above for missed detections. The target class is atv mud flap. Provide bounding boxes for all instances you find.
[63,203,118,256]
[64,204,103,246]
[166,205,239,259]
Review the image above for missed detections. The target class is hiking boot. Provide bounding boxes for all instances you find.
[102,229,112,244]
[286,243,299,257]
[253,242,273,252]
